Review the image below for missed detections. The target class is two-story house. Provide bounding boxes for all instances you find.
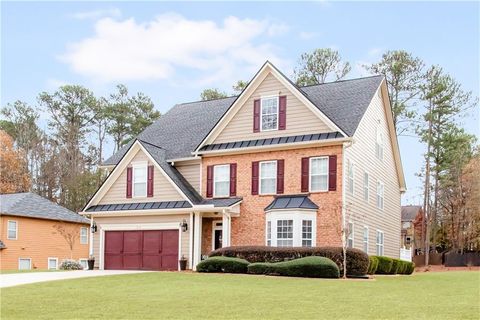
[80,62,405,271]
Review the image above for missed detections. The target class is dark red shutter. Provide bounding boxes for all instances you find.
[329,155,337,191]
[301,157,310,192]
[126,167,133,198]
[147,165,154,197]
[253,99,260,133]
[251,161,259,195]
[277,159,284,194]
[230,163,237,196]
[279,95,287,130]
[206,166,214,198]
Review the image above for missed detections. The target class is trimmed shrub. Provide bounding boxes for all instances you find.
[367,256,379,274]
[59,259,83,270]
[374,256,393,274]
[196,256,249,273]
[404,262,415,275]
[247,256,339,278]
[210,246,369,276]
[388,259,402,274]
[396,260,406,274]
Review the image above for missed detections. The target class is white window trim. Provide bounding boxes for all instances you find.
[7,220,18,240]
[48,257,58,270]
[376,180,385,210]
[260,95,279,132]
[309,156,329,192]
[265,210,317,247]
[132,161,148,198]
[213,164,230,198]
[363,171,370,203]
[348,160,354,195]
[211,221,223,251]
[80,226,88,245]
[18,258,31,270]
[363,226,369,254]
[347,221,354,248]
[259,160,277,195]
[376,230,384,256]
[79,258,88,270]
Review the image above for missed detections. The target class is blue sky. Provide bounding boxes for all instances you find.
[1,1,479,204]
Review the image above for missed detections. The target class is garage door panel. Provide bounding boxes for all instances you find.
[104,230,179,271]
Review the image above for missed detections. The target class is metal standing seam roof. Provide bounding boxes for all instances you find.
[0,192,90,224]
[264,195,319,211]
[200,131,343,152]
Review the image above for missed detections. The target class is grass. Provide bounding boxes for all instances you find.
[1,271,479,319]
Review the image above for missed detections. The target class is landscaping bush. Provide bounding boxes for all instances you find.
[59,259,83,270]
[374,256,393,274]
[388,259,402,274]
[196,256,249,273]
[404,261,415,275]
[247,256,339,278]
[367,256,379,274]
[210,246,369,276]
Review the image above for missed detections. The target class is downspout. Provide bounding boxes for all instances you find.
[342,140,353,278]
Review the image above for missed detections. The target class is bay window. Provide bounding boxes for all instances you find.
[259,161,277,194]
[213,165,230,197]
[310,157,328,192]
[265,211,316,247]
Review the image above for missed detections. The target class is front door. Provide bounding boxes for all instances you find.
[214,229,223,250]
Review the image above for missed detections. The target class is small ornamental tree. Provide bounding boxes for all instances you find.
[53,222,80,258]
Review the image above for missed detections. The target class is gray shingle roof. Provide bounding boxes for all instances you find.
[265,195,319,211]
[401,205,422,222]
[201,197,243,207]
[0,193,90,224]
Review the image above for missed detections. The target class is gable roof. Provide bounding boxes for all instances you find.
[401,205,422,222]
[0,192,90,224]
[104,74,382,166]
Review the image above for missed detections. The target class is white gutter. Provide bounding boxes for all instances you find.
[342,140,353,248]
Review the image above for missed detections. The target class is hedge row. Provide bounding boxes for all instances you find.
[210,246,369,276]
[248,256,340,278]
[198,256,340,278]
[370,256,415,275]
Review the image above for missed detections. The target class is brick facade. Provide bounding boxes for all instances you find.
[201,145,343,255]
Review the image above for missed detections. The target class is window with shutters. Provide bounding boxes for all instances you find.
[376,230,384,256]
[265,211,316,247]
[309,157,329,192]
[376,181,384,210]
[259,161,277,195]
[260,96,279,131]
[132,162,147,197]
[376,127,384,161]
[213,164,230,197]
[363,172,369,202]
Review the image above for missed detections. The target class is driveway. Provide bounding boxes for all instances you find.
[0,270,149,288]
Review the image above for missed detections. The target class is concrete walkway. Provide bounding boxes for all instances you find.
[0,270,149,288]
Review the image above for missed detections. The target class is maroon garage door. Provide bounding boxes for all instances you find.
[104,230,179,271]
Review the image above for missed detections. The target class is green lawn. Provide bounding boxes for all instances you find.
[1,271,479,319]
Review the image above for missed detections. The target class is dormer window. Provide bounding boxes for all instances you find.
[261,96,279,131]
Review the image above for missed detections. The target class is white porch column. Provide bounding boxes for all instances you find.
[222,211,231,247]
[188,212,194,269]
[192,212,203,270]
[89,216,94,256]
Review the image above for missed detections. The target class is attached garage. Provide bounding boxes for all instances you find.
[104,230,179,271]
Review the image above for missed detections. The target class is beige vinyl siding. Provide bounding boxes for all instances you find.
[213,73,332,144]
[176,162,201,193]
[92,214,190,268]
[344,87,401,258]
[98,150,184,204]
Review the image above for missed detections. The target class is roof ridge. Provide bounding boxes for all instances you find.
[175,95,237,106]
[299,74,384,88]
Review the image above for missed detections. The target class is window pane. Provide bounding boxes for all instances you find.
[134,167,146,182]
[214,165,230,181]
[262,115,277,130]
[214,181,229,197]
[311,175,328,191]
[7,221,16,239]
[261,97,278,131]
[260,162,277,194]
[48,259,57,270]
[302,220,313,247]
[260,178,276,194]
[311,158,327,175]
[214,165,230,197]
[134,183,146,197]
[19,259,31,270]
[277,220,293,247]
[79,260,88,269]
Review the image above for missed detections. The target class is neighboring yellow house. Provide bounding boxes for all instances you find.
[0,192,90,271]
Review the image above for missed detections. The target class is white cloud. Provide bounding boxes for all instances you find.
[60,13,289,85]
[71,8,122,20]
[46,78,69,89]
[299,31,317,40]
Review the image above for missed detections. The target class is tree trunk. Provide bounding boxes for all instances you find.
[423,100,433,266]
